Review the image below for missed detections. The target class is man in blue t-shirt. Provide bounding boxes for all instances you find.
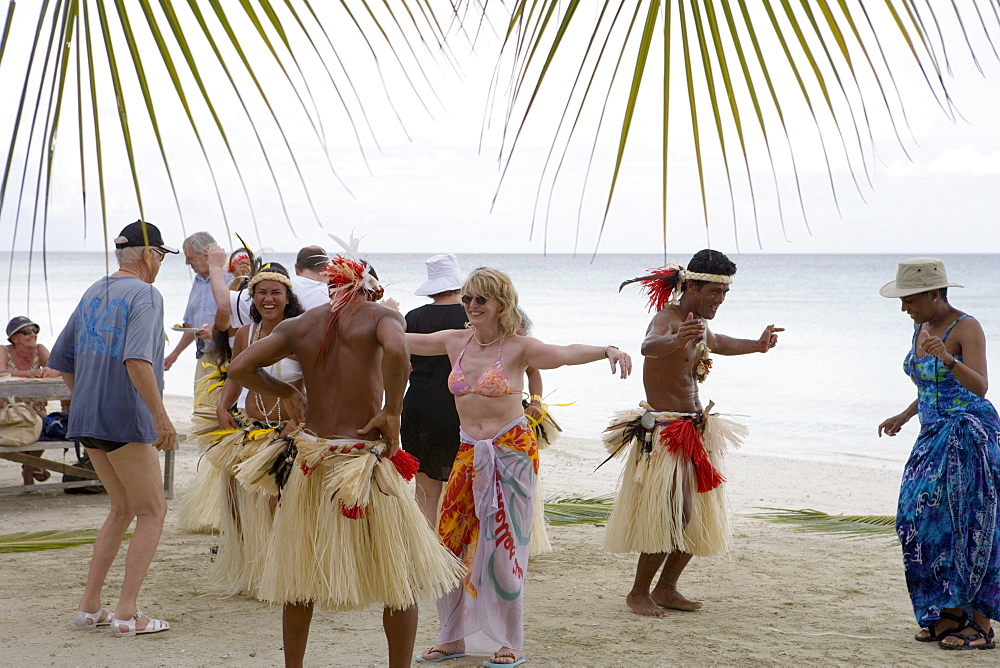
[48,220,179,636]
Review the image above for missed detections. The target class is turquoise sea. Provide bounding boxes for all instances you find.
[3,252,998,470]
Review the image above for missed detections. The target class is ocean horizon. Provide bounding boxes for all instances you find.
[4,251,998,471]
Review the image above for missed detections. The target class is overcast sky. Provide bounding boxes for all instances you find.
[1,3,999,256]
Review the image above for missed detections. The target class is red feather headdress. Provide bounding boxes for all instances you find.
[319,234,385,358]
[619,264,684,312]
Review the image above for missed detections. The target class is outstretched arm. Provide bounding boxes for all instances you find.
[359,311,409,456]
[405,329,456,357]
[708,324,783,356]
[523,338,632,379]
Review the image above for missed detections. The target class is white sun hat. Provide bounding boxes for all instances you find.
[414,254,466,297]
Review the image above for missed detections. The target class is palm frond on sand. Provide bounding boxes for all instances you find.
[543,494,614,526]
[747,508,896,537]
[0,529,129,553]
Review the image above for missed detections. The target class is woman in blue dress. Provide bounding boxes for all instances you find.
[878,257,1000,651]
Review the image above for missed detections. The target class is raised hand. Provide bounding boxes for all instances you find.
[917,329,947,360]
[207,245,227,269]
[758,324,784,352]
[677,312,706,343]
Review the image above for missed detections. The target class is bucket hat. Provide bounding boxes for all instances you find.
[415,254,466,296]
[6,316,39,340]
[879,257,963,298]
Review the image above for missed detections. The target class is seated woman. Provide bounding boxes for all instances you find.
[408,267,631,667]
[1,316,62,484]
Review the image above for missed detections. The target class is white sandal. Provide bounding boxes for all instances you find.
[73,608,114,630]
[110,611,170,637]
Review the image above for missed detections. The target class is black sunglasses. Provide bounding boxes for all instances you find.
[461,295,489,306]
[18,327,39,336]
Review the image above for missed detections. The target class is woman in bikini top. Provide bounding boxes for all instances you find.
[447,335,516,397]
[407,267,632,667]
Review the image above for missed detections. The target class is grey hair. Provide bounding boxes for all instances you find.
[184,231,217,254]
[115,247,146,265]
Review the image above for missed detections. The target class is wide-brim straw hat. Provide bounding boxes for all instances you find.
[415,254,466,296]
[879,257,963,298]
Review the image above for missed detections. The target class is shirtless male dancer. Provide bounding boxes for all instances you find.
[228,256,460,667]
[604,249,782,617]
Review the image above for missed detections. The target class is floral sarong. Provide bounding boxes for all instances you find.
[898,318,1000,627]
[435,417,538,651]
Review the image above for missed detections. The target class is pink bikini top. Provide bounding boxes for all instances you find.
[448,335,515,397]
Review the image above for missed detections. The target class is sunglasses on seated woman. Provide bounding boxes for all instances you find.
[461,295,489,306]
[18,327,40,336]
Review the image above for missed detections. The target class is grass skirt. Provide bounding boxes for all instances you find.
[528,461,551,557]
[215,465,276,597]
[602,404,747,556]
[256,431,464,611]
[177,459,224,534]
[177,384,228,534]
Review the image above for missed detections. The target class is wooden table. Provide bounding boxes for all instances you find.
[0,377,177,497]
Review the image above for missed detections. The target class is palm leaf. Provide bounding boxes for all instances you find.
[747,507,896,536]
[543,494,614,526]
[4,1,1000,260]
[0,528,130,553]
[492,0,999,250]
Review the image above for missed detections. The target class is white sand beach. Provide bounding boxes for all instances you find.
[0,395,982,667]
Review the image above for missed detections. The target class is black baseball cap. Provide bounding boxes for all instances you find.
[114,220,179,254]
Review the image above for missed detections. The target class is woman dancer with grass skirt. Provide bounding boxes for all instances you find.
[201,263,304,596]
[408,267,632,667]
[878,258,1000,651]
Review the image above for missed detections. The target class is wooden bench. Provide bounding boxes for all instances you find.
[0,378,177,498]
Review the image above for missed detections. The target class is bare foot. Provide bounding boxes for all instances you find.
[626,592,666,617]
[651,589,702,611]
[418,641,466,662]
[488,647,522,665]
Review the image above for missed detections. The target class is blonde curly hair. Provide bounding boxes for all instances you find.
[463,267,522,339]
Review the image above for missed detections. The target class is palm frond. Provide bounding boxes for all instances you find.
[543,494,614,526]
[491,0,1000,251]
[747,507,896,537]
[0,1,445,258]
[0,528,130,553]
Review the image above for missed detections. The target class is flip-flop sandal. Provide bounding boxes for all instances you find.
[416,647,467,663]
[916,610,967,642]
[482,652,527,667]
[938,621,996,650]
[32,468,52,482]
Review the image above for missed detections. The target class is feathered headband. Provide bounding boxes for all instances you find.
[620,264,734,312]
